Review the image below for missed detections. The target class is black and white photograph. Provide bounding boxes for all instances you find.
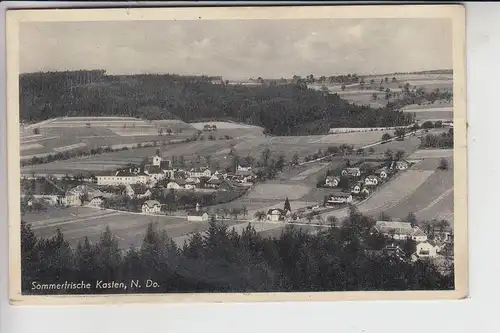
[6,5,467,303]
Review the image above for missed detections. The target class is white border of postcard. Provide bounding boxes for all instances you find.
[6,4,468,305]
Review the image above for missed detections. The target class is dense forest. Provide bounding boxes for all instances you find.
[21,207,454,295]
[19,70,415,136]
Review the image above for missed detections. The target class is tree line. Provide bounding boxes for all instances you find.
[21,207,454,295]
[20,71,414,136]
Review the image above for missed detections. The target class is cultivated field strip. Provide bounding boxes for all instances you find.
[409,149,453,159]
[290,164,328,181]
[246,184,312,200]
[358,170,435,214]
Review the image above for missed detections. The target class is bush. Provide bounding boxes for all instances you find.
[438,158,449,170]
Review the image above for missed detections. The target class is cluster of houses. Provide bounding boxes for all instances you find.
[202,124,218,132]
[95,155,257,191]
[322,160,411,205]
[369,220,453,261]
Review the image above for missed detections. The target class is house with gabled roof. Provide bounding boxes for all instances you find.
[166,179,187,190]
[341,167,361,177]
[142,200,162,215]
[266,208,285,221]
[124,184,152,199]
[371,221,428,241]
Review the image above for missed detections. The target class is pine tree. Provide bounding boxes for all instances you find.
[284,197,291,212]
[95,226,122,280]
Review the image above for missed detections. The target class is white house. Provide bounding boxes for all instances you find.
[390,160,410,170]
[89,196,104,208]
[209,171,227,181]
[237,163,252,172]
[364,175,381,186]
[166,179,186,190]
[341,167,361,177]
[375,168,390,179]
[325,176,340,187]
[415,241,443,259]
[142,200,162,215]
[188,167,212,178]
[266,208,285,221]
[185,177,201,184]
[60,194,81,207]
[352,182,368,195]
[187,203,209,222]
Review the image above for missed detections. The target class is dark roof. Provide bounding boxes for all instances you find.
[208,179,224,185]
[129,184,149,194]
[329,191,352,197]
[160,160,171,169]
[170,179,186,185]
[143,200,161,208]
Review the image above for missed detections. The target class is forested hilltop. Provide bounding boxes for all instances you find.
[21,208,454,295]
[20,70,414,136]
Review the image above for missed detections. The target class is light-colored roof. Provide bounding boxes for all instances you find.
[374,221,414,234]
[267,208,284,215]
[143,200,160,207]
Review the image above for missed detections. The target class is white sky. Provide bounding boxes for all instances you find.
[19,18,452,79]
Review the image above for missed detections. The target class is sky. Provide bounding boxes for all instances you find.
[19,18,453,80]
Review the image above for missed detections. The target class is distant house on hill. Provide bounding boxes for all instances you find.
[341,167,361,177]
[266,208,285,221]
[351,182,369,195]
[371,221,428,242]
[142,200,161,215]
[187,203,209,222]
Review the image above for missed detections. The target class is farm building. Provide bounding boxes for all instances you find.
[267,208,285,221]
[364,175,381,186]
[142,200,162,215]
[326,192,353,205]
[325,176,340,187]
[20,178,65,204]
[341,167,361,177]
[371,221,428,242]
[187,203,209,221]
[60,194,81,206]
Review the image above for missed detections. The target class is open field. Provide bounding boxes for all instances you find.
[402,104,453,121]
[384,167,454,224]
[408,149,453,159]
[23,207,244,249]
[20,117,197,159]
[246,183,312,200]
